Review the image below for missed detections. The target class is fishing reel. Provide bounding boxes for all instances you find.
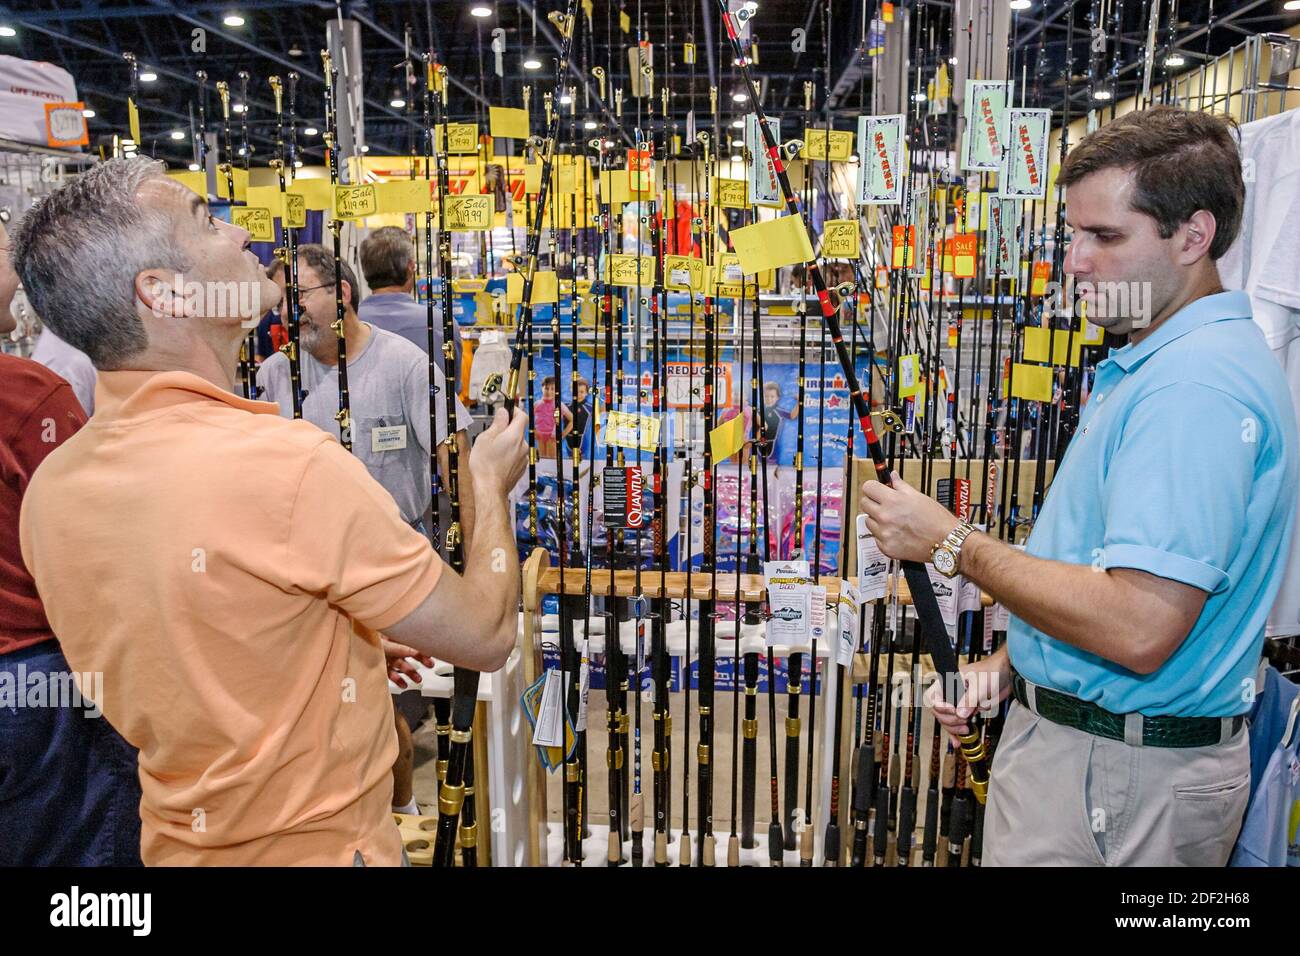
[547,10,573,37]
[878,407,906,434]
[482,372,503,401]
[835,282,855,299]
[733,1,759,24]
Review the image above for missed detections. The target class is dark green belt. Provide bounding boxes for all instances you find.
[1011,673,1244,748]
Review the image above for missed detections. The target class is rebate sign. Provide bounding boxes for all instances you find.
[602,466,645,529]
[45,101,88,148]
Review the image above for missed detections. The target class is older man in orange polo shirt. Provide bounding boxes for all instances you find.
[13,157,527,866]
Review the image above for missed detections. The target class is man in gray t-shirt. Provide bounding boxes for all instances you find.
[358,225,463,369]
[257,244,473,533]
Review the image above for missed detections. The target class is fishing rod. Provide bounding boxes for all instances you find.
[740,265,763,853]
[415,51,452,799]
[649,109,673,868]
[628,133,648,872]
[267,74,302,423]
[752,261,782,866]
[541,90,582,869]
[212,77,251,403]
[236,69,259,393]
[597,122,627,868]
[781,77,815,855]
[503,0,581,414]
[277,71,305,419]
[728,277,747,867]
[679,130,701,870]
[427,59,476,868]
[558,86,589,868]
[695,84,719,871]
[320,50,352,453]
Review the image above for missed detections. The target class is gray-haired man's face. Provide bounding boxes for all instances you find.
[139,177,281,327]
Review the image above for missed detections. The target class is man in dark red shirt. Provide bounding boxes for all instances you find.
[0,224,142,865]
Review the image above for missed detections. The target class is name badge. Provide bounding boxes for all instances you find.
[372,424,408,452]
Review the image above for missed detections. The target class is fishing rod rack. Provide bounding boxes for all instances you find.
[519,544,994,867]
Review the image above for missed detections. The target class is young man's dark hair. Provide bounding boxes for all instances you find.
[1059,106,1244,260]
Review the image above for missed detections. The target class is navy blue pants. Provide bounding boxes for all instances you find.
[0,641,142,866]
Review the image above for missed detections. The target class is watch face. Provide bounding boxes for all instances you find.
[933,547,957,576]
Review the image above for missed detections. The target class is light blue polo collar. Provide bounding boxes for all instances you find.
[1101,290,1252,374]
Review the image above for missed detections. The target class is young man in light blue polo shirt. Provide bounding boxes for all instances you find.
[860,107,1298,865]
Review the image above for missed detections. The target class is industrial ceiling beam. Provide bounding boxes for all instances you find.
[4,17,305,152]
[138,0,420,133]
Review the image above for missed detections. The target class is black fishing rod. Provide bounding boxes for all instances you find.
[267,73,304,420]
[428,59,475,869]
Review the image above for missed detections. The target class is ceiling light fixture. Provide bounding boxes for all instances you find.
[223,14,245,27]
[170,130,185,140]
[523,53,542,70]
[140,71,158,82]
[583,119,597,130]
[82,108,95,118]
[1164,53,1185,67]
[188,162,201,171]
[304,126,318,136]
[0,26,16,38]
[732,91,749,103]
[1093,89,1112,101]
[470,5,492,16]
[1009,0,1031,10]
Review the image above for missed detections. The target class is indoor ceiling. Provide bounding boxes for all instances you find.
[0,0,1295,167]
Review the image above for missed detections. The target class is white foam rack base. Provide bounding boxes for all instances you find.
[536,611,851,869]
[386,618,534,868]
[387,609,872,866]
[545,821,827,867]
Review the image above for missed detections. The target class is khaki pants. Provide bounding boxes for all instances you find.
[984,701,1250,866]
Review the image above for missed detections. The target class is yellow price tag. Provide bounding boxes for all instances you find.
[664,255,706,292]
[231,206,275,242]
[334,184,378,220]
[605,410,660,450]
[444,194,494,231]
[821,219,860,259]
[437,123,479,154]
[605,253,654,288]
[714,177,748,209]
[801,127,855,161]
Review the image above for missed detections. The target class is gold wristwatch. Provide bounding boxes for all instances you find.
[930,521,975,578]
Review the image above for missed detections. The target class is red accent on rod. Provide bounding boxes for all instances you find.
[859,414,881,448]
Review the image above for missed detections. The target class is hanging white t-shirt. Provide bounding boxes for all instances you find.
[1221,107,1300,637]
